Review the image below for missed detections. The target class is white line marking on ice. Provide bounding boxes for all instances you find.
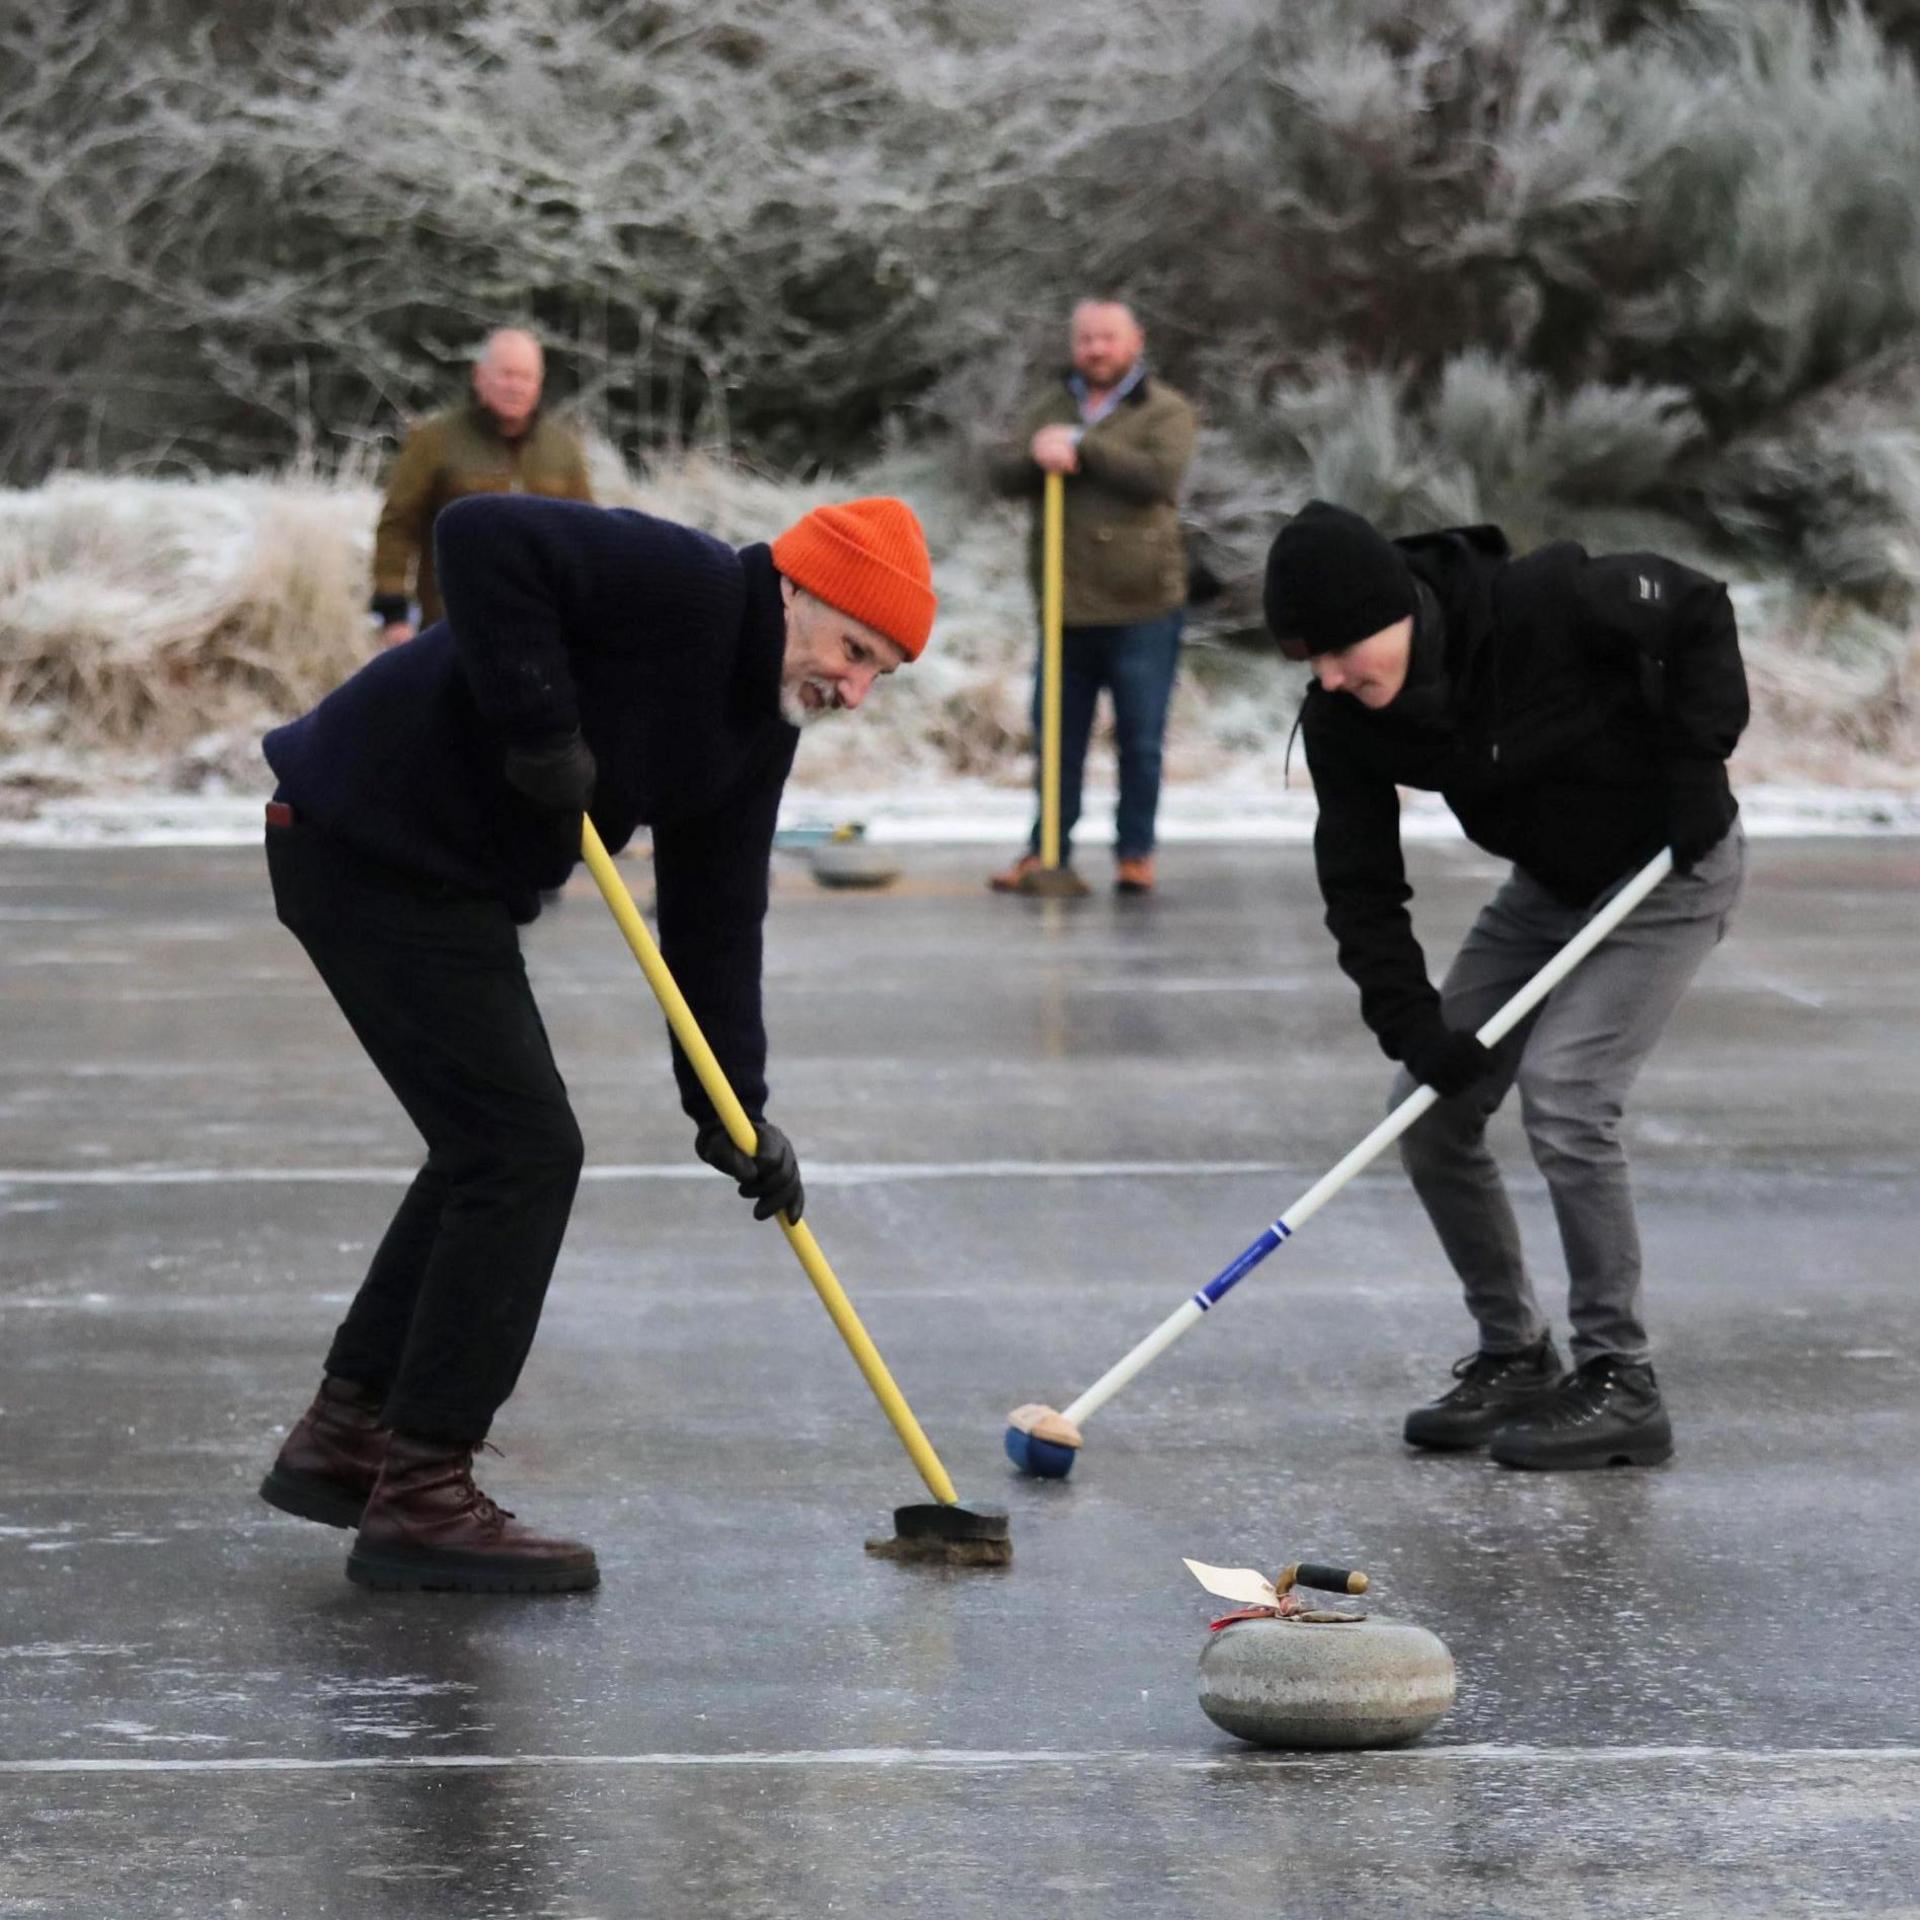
[1727,963,1829,1009]
[0,1160,1293,1189]
[2,1744,1917,1776]
[1069,976,1315,995]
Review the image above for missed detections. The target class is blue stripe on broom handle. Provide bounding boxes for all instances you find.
[1195,1222,1290,1310]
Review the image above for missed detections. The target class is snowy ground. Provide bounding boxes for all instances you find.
[5,463,1920,821]
[1,837,1916,1917]
[1,777,1917,850]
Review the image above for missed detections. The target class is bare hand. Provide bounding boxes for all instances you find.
[382,621,416,647]
[1030,425,1080,475]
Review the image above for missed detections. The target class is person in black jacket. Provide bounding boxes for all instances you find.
[1265,501,1747,1470]
[256,493,936,1590]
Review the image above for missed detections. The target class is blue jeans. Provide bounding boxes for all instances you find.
[1026,611,1184,861]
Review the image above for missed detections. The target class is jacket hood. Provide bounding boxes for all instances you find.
[1395,523,1511,565]
[1395,524,1511,684]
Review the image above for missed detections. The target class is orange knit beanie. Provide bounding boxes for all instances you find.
[770,497,936,659]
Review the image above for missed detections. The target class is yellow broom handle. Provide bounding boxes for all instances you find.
[578,817,960,1507]
[1039,470,1065,870]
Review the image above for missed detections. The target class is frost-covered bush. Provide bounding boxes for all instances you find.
[1696,349,1920,603]
[1215,354,1701,547]
[6,0,1920,646]
[7,3,1920,470]
[0,0,1040,472]
[1601,2,1920,422]
[0,474,369,753]
[0,454,1051,791]
[1734,583,1920,782]
[1,464,1913,798]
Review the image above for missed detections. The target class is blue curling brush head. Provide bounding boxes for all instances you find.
[1004,1425,1077,1478]
[1004,1403,1082,1480]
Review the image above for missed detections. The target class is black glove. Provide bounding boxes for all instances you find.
[696,1119,804,1223]
[504,729,597,814]
[1666,772,1731,875]
[1403,1023,1496,1100]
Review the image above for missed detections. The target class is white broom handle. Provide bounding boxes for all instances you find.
[1062,847,1675,1426]
[1062,1299,1208,1425]
[1283,845,1674,1239]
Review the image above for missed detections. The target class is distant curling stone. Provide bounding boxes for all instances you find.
[809,826,901,890]
[1198,1615,1455,1749]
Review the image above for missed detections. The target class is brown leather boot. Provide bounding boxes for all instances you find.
[1115,854,1157,895]
[990,852,1091,897]
[259,1375,388,1529]
[988,852,1042,892]
[346,1433,599,1593]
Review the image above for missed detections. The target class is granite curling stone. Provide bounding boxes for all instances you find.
[809,840,902,890]
[1197,1615,1455,1749]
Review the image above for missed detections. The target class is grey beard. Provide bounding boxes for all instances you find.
[779,682,835,730]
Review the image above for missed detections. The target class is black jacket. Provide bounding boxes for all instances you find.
[266,494,799,1126]
[1302,525,1747,1063]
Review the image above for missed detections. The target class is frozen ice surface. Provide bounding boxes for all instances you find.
[1,838,1917,1917]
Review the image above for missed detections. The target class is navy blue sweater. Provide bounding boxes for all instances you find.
[265,494,799,1126]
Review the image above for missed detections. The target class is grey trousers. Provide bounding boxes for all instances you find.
[1394,826,1746,1365]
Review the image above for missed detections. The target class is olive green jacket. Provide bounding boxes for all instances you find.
[987,373,1197,626]
[371,399,593,626]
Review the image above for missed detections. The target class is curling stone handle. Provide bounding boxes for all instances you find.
[1279,1563,1370,1596]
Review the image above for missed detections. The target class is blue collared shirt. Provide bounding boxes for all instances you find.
[1067,360,1147,433]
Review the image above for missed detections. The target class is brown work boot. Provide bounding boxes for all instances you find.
[345,1433,600,1593]
[259,1375,388,1529]
[990,852,1091,897]
[1115,854,1157,896]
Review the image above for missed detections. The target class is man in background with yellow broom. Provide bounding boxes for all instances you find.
[987,299,1196,897]
[256,492,935,1592]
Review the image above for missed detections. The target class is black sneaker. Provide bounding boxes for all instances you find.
[1489,1354,1673,1470]
[1403,1335,1566,1451]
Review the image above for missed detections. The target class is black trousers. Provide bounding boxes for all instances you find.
[266,815,583,1441]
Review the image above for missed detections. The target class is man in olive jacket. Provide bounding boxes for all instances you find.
[1267,502,1747,1471]
[370,328,592,643]
[987,300,1197,895]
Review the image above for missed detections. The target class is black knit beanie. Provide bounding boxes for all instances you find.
[1263,501,1416,660]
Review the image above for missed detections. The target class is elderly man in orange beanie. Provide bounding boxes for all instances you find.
[256,492,935,1593]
